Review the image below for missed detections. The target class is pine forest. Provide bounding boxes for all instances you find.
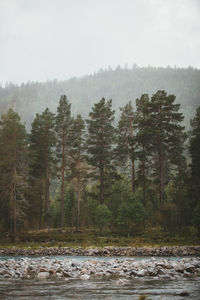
[0,90,200,242]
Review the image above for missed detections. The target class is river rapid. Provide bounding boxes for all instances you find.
[0,255,200,299]
[0,275,200,299]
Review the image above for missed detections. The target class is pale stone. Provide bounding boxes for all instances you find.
[37,272,49,279]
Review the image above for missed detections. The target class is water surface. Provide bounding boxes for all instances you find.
[0,256,199,299]
[0,276,200,299]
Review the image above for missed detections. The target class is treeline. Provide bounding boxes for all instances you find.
[0,66,200,128]
[0,90,200,240]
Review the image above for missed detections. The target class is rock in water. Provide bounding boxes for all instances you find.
[115,278,129,285]
[179,291,189,297]
[80,274,90,280]
[37,272,49,279]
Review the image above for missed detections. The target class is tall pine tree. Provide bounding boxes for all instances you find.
[55,95,72,228]
[135,94,152,206]
[0,109,28,240]
[86,98,115,204]
[116,102,136,192]
[150,90,184,204]
[190,106,200,233]
[70,114,89,229]
[29,108,56,228]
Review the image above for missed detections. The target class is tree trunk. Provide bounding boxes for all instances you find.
[76,157,81,230]
[12,137,17,241]
[142,150,147,206]
[159,149,164,204]
[13,188,17,241]
[10,181,17,241]
[76,186,80,230]
[129,117,135,193]
[39,207,42,229]
[158,104,164,205]
[38,187,44,229]
[72,206,74,229]
[45,165,50,230]
[131,158,135,193]
[99,165,104,204]
[61,134,65,228]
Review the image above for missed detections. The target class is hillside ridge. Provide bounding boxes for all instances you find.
[0,66,199,127]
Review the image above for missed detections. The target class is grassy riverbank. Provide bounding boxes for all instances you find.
[0,227,200,249]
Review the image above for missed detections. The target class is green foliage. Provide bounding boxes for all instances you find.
[87,197,99,226]
[64,185,77,227]
[117,188,146,235]
[51,184,77,228]
[156,202,177,232]
[164,181,177,203]
[106,177,133,222]
[192,202,200,235]
[95,204,111,232]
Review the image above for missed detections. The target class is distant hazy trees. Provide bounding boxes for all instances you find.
[0,66,199,129]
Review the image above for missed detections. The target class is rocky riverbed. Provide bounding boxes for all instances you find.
[0,245,200,257]
[0,256,200,280]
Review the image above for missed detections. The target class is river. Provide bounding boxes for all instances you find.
[0,256,199,299]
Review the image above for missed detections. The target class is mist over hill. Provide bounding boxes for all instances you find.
[0,66,199,128]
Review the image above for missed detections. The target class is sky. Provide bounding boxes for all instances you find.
[0,0,200,85]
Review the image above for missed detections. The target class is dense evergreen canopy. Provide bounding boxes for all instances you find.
[0,91,199,238]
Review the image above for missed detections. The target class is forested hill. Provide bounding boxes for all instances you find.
[0,66,199,128]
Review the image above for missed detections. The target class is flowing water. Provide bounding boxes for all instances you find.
[0,256,199,299]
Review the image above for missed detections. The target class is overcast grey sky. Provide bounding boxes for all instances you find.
[0,0,199,84]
